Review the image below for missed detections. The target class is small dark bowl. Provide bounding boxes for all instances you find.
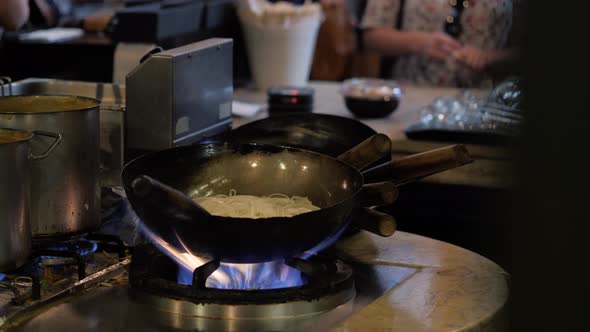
[344,96,400,118]
[340,78,402,119]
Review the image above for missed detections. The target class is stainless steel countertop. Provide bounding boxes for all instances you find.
[332,231,509,331]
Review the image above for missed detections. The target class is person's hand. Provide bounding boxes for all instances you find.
[415,32,462,62]
[453,46,491,71]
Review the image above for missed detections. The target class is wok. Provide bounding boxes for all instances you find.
[122,136,471,263]
[218,113,378,157]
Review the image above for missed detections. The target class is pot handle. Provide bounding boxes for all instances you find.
[337,133,392,171]
[362,144,473,185]
[357,182,399,207]
[351,208,397,237]
[30,130,62,160]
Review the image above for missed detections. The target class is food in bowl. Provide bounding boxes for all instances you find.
[340,78,402,118]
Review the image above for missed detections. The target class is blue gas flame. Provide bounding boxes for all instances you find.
[40,240,98,259]
[132,203,350,290]
[176,259,305,289]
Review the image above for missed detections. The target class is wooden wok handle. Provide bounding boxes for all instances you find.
[361,144,473,185]
[337,133,392,171]
[131,175,211,218]
[357,182,399,207]
[352,208,397,237]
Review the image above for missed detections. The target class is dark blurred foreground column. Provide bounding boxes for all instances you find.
[511,1,590,331]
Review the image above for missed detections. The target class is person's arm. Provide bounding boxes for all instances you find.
[360,0,461,61]
[453,46,515,71]
[364,27,462,61]
[0,0,29,30]
[454,0,517,72]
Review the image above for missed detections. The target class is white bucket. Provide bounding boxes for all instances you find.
[240,18,321,91]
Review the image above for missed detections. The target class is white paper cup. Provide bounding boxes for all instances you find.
[240,18,321,91]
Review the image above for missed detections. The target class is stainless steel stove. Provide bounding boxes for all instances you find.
[0,199,417,332]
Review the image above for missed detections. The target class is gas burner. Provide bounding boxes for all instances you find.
[5,233,132,303]
[129,245,355,330]
[32,233,130,267]
[35,240,98,266]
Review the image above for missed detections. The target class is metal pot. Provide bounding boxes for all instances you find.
[0,95,101,237]
[0,128,61,270]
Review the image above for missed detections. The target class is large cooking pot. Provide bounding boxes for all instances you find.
[0,128,61,271]
[0,95,101,237]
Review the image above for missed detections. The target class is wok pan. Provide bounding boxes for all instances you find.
[122,136,471,263]
[216,113,378,157]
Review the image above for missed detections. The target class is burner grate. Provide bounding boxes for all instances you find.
[128,244,356,330]
[8,233,132,303]
[129,244,354,305]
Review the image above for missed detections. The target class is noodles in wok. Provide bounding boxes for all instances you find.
[194,189,320,218]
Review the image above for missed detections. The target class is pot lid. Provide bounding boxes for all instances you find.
[0,95,100,114]
[0,128,33,144]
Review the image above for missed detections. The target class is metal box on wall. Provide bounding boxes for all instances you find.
[125,38,233,153]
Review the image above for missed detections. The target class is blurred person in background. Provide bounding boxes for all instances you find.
[0,0,29,30]
[310,0,387,80]
[361,0,519,87]
[0,0,71,31]
[28,0,73,28]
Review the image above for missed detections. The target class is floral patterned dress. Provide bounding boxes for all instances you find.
[361,0,513,87]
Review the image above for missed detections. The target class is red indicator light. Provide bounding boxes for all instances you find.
[291,97,298,104]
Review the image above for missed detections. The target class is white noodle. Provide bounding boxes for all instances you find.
[194,190,320,218]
